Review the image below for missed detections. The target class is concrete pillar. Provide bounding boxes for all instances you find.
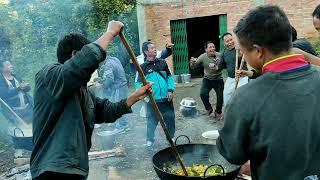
[136,2,148,54]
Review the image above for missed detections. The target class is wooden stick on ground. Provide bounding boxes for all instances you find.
[119,30,188,176]
[88,147,125,160]
[0,97,31,135]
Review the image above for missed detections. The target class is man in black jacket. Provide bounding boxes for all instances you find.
[218,33,249,105]
[217,5,320,180]
[291,26,318,56]
[30,21,152,180]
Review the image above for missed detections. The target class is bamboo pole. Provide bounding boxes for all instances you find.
[234,56,245,91]
[235,49,239,78]
[119,31,188,176]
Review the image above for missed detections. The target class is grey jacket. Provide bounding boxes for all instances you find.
[99,56,128,98]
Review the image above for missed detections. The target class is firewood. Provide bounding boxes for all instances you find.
[14,158,30,167]
[88,147,125,160]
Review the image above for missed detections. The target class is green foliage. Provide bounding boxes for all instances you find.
[0,27,11,60]
[90,0,136,28]
[88,0,140,86]
[0,0,139,89]
[313,38,320,55]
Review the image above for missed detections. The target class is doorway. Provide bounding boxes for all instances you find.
[170,14,227,77]
[187,15,220,77]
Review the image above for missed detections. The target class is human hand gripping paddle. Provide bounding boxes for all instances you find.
[234,50,245,92]
[234,56,245,91]
[118,29,189,176]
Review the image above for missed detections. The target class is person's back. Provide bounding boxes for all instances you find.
[228,65,320,179]
[293,38,318,56]
[31,42,106,179]
[99,56,130,132]
[216,5,320,180]
[100,57,127,93]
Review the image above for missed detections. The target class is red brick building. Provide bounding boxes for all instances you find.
[136,0,319,75]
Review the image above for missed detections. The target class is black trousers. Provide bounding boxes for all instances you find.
[33,172,86,180]
[200,78,224,114]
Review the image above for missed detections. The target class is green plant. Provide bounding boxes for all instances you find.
[313,38,320,55]
[0,0,139,89]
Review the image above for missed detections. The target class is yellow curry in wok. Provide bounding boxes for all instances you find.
[165,164,224,177]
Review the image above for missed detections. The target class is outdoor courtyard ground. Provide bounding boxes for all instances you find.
[0,78,228,180]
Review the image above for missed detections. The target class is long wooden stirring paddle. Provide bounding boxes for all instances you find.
[234,55,245,91]
[119,30,188,176]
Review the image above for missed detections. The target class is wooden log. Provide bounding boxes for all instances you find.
[14,158,30,167]
[88,147,125,160]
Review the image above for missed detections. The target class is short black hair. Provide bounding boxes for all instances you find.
[221,33,232,40]
[57,33,91,64]
[234,5,292,55]
[291,25,297,42]
[142,41,153,57]
[312,4,320,18]
[204,41,214,49]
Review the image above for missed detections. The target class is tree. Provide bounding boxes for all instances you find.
[0,0,139,88]
[90,0,136,27]
[0,27,11,60]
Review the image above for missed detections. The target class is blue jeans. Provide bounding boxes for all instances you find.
[146,100,175,142]
[108,86,129,129]
[115,115,129,129]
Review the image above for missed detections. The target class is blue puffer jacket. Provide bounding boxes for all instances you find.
[135,58,175,102]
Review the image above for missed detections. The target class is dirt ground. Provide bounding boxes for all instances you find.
[0,78,227,180]
[88,78,225,180]
[0,116,15,174]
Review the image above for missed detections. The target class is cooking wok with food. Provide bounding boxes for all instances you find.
[152,135,241,179]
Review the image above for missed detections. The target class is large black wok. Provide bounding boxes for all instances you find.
[152,135,240,180]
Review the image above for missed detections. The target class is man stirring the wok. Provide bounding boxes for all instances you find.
[30,21,152,180]
[217,5,320,180]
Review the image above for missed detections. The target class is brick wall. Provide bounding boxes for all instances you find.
[266,0,319,39]
[139,0,319,72]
